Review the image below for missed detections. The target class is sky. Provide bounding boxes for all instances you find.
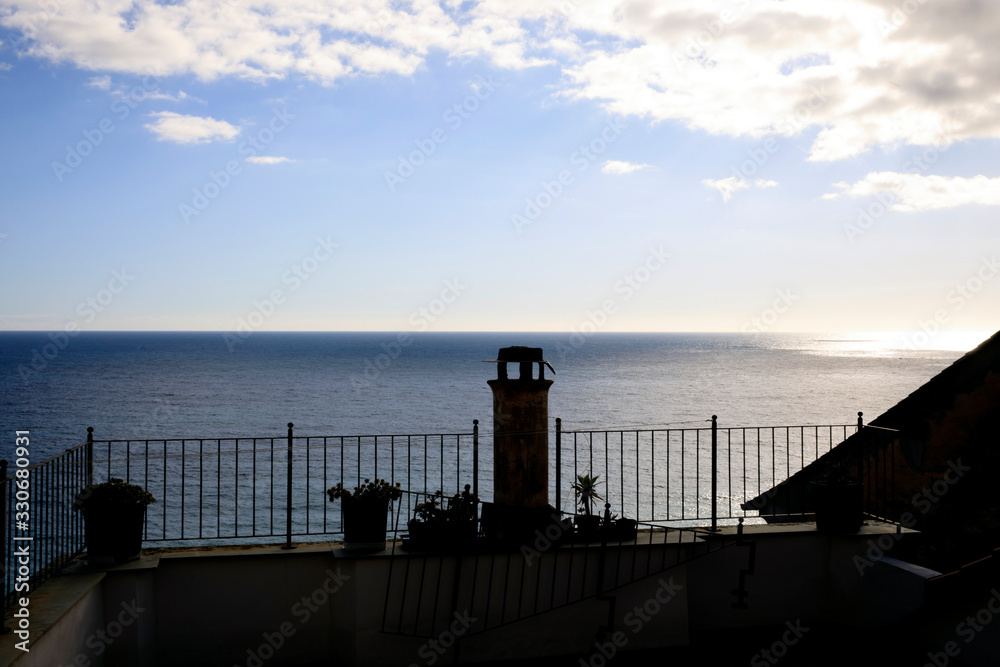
[1,0,998,341]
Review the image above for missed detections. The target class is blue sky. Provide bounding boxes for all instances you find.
[1,0,998,343]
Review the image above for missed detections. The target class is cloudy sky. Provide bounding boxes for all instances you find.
[1,0,998,339]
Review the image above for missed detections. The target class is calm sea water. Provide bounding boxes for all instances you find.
[0,331,978,464]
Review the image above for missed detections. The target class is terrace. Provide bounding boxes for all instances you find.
[0,409,921,666]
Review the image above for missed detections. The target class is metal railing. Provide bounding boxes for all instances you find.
[2,440,91,613]
[554,416,863,528]
[88,422,482,548]
[3,413,900,612]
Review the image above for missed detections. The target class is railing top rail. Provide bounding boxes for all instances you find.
[89,430,476,444]
[562,422,857,434]
[2,440,89,481]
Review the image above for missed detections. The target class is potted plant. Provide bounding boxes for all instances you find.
[600,502,638,542]
[571,473,603,539]
[406,484,479,551]
[811,459,863,534]
[74,478,155,566]
[327,478,402,552]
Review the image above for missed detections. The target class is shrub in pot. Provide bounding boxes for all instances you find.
[75,478,155,566]
[327,478,402,553]
[405,484,479,552]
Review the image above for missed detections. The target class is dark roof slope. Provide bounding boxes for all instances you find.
[742,329,1000,514]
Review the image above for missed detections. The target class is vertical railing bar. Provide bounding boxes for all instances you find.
[665,430,670,520]
[680,430,685,520]
[323,437,329,531]
[270,436,276,537]
[756,428,761,506]
[696,428,701,519]
[199,439,204,539]
[180,440,186,539]
[473,421,479,502]
[618,431,624,518]
[284,423,294,550]
[635,431,639,521]
[144,441,150,541]
[235,440,241,536]
[305,436,310,535]
[710,416,717,531]
[553,418,559,514]
[162,442,168,539]
[340,437,345,534]
[650,431,655,522]
[216,440,221,538]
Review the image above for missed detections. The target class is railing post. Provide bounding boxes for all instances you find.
[86,426,94,487]
[710,415,718,532]
[555,418,562,514]
[1,459,9,633]
[282,422,295,550]
[472,419,479,500]
[856,411,865,514]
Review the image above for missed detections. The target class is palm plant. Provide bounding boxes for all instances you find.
[571,473,603,515]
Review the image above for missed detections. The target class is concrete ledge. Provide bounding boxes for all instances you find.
[0,570,104,667]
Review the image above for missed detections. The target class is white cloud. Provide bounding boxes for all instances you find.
[825,172,1000,212]
[2,1,1000,161]
[602,160,651,175]
[246,156,293,165]
[702,176,777,203]
[0,62,12,72]
[87,75,111,90]
[145,112,239,144]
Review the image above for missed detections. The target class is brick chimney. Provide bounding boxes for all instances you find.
[485,346,554,509]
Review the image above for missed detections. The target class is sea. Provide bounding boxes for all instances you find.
[0,330,987,464]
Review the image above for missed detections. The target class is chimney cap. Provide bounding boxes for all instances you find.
[483,346,555,373]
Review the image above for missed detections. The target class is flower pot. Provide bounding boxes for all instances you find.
[84,502,146,566]
[811,480,863,534]
[342,496,389,553]
[575,514,602,540]
[405,519,478,552]
[611,518,637,542]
